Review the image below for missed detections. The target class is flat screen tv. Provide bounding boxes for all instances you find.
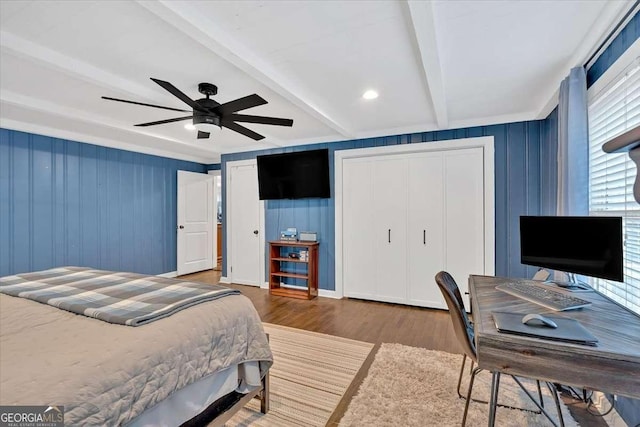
[257,149,330,200]
[520,216,623,283]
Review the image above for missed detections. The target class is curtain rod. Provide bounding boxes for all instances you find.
[583,0,640,69]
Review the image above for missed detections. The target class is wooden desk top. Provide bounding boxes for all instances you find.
[469,275,640,399]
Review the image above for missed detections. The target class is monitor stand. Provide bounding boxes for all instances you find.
[545,273,592,291]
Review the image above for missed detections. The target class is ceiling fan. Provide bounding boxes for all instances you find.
[102,78,293,141]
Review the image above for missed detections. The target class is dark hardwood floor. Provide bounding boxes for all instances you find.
[182,270,608,427]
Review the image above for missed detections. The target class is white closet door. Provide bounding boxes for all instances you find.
[343,159,376,299]
[444,147,485,309]
[373,157,407,304]
[407,153,446,308]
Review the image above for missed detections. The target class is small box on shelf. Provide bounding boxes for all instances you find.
[280,227,298,241]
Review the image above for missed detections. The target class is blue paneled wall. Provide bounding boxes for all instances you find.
[222,119,548,290]
[0,128,207,277]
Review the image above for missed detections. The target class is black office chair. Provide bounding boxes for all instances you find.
[435,271,565,427]
[448,277,503,404]
[452,281,541,407]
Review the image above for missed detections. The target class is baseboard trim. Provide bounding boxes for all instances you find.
[157,271,177,278]
[592,391,626,427]
[219,276,231,284]
[319,289,341,299]
[261,282,341,299]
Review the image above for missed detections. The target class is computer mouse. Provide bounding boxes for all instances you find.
[521,313,558,329]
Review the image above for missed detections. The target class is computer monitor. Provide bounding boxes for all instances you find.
[520,216,623,288]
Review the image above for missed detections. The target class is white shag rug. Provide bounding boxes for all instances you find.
[340,343,578,427]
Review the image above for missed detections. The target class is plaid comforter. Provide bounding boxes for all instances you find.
[0,267,240,326]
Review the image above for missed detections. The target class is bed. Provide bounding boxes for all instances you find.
[0,267,272,426]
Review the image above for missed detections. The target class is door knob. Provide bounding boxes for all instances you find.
[253,230,259,235]
[179,225,184,229]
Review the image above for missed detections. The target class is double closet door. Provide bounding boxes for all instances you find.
[342,147,485,310]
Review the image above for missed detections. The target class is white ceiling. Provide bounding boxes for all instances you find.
[0,0,632,163]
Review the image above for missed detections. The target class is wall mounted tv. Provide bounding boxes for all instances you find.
[257,148,330,200]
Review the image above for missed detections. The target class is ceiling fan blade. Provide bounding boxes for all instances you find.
[134,115,193,127]
[214,94,267,115]
[229,114,293,127]
[101,96,189,112]
[221,120,265,141]
[150,78,206,112]
[197,131,210,139]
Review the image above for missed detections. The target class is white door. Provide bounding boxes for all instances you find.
[177,171,214,276]
[444,148,485,310]
[208,170,222,268]
[373,157,407,304]
[343,158,377,299]
[228,161,262,286]
[407,153,446,308]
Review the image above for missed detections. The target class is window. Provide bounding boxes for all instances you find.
[588,57,640,314]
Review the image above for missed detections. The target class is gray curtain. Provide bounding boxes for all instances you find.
[557,67,589,216]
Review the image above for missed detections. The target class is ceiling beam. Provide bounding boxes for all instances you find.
[136,0,353,138]
[404,0,448,129]
[0,90,220,163]
[1,90,178,146]
[0,31,162,101]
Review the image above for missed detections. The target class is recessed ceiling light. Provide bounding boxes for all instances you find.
[184,123,196,131]
[362,90,379,100]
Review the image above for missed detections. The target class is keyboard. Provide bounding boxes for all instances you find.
[496,282,592,311]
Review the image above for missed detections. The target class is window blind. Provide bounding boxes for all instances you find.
[588,57,640,314]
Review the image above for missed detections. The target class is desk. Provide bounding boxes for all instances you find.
[469,275,640,424]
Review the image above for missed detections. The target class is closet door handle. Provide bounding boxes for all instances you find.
[423,229,426,245]
[388,229,391,243]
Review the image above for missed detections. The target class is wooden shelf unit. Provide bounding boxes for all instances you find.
[269,240,319,300]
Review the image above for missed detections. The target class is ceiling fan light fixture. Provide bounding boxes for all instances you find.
[193,115,222,133]
[362,89,379,100]
[103,79,293,141]
[193,122,221,132]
